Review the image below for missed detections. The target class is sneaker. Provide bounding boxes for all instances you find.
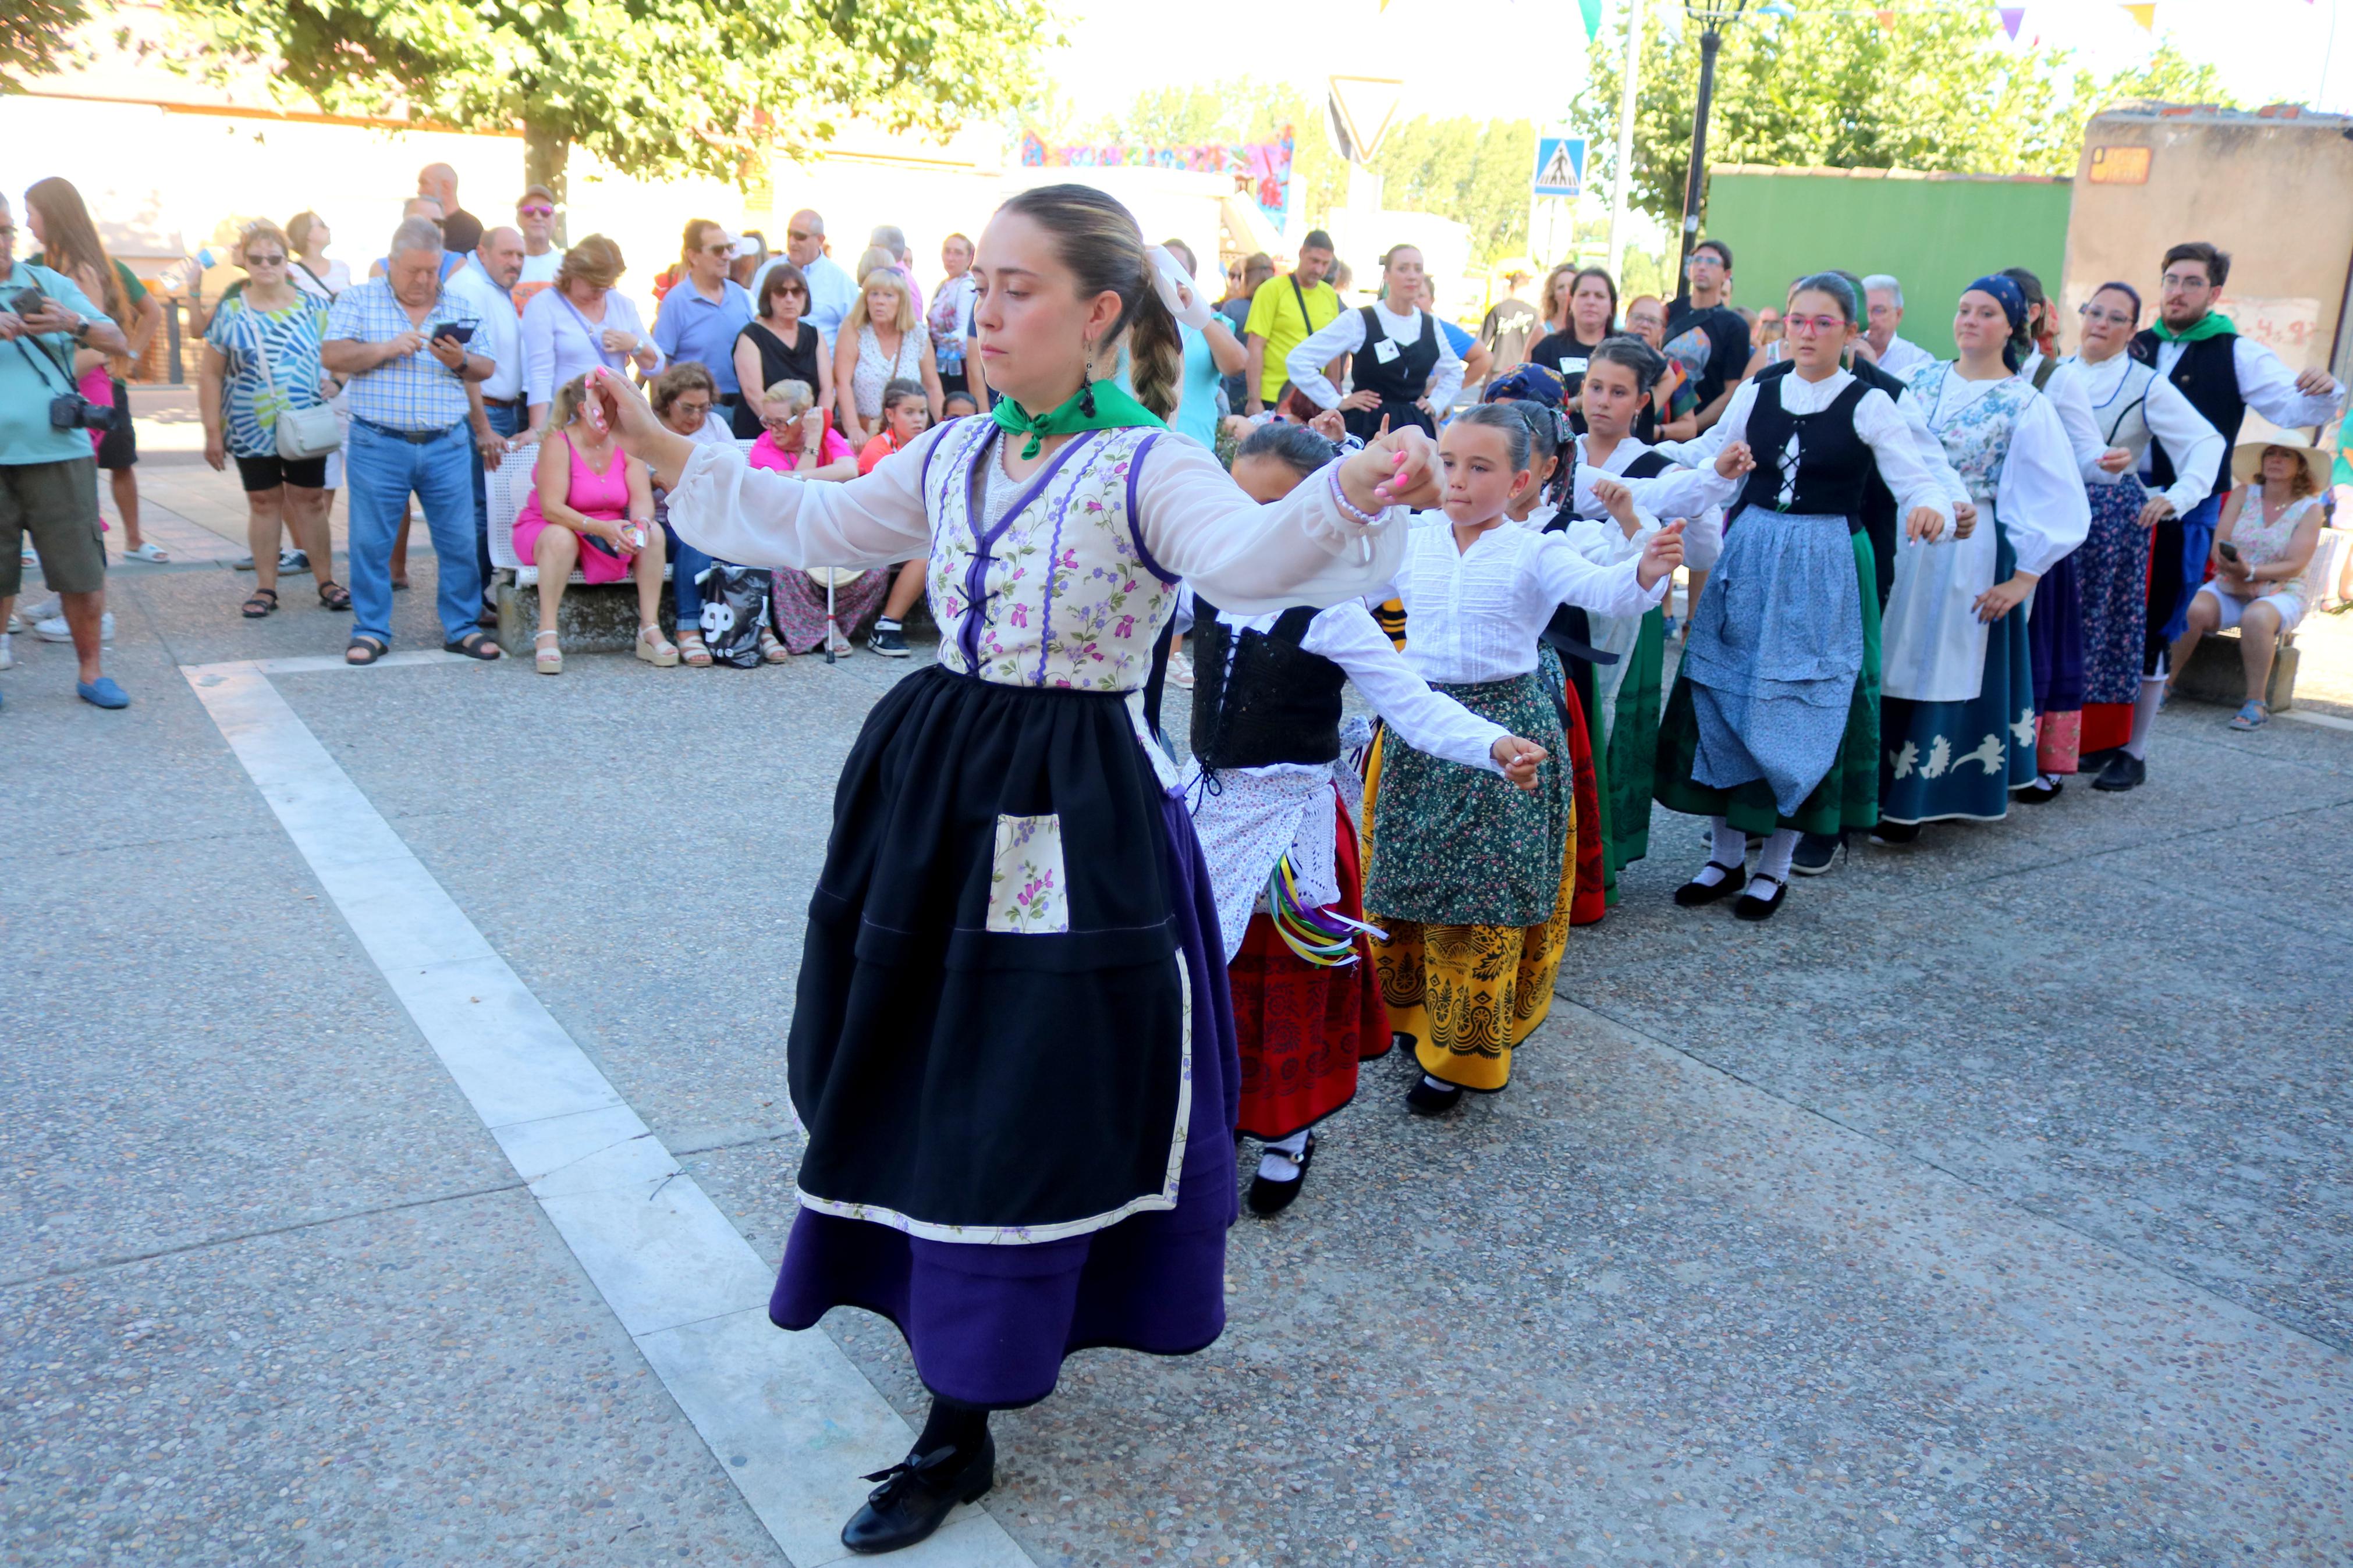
[866,621,911,657]
[37,610,112,643]
[279,548,310,575]
[22,595,59,622]
[122,542,170,564]
[3,613,16,634]
[234,554,256,570]
[1169,650,1194,689]
[1790,832,1842,876]
[0,631,11,669]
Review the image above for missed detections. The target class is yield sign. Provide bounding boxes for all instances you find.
[1326,75,1405,165]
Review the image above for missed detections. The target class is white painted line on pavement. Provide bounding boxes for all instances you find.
[2281,707,2353,733]
[182,657,1035,1568]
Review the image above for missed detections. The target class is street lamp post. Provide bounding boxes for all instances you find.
[1674,0,1749,282]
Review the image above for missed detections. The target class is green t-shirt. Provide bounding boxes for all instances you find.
[1243,274,1341,404]
[28,253,147,321]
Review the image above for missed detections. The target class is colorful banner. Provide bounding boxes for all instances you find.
[1019,128,1296,230]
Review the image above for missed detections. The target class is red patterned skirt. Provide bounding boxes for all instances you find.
[1231,796,1392,1142]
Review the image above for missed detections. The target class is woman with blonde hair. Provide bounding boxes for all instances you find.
[832,255,942,445]
[520,233,660,439]
[510,372,673,674]
[2169,435,2331,730]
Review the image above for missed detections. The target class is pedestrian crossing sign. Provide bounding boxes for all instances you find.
[1533,137,1587,199]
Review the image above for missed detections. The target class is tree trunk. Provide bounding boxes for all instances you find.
[524,113,570,246]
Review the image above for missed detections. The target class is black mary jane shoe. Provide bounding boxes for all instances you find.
[1246,1134,1316,1215]
[1867,819,1919,845]
[1733,874,1789,922]
[2016,777,2063,805]
[1406,1076,1464,1117]
[2092,753,2146,793]
[840,1435,995,1556]
[1672,861,1748,907]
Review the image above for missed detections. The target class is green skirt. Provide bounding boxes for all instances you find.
[1364,671,1571,927]
[1655,530,1882,838]
[1606,607,1665,866]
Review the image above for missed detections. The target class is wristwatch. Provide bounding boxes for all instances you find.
[69,315,90,344]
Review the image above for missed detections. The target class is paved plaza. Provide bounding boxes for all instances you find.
[5,393,2352,1566]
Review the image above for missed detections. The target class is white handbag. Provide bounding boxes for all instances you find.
[244,306,342,461]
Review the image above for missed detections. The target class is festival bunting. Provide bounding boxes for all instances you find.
[1997,7,2025,39]
[1578,0,1605,42]
[2122,3,2156,29]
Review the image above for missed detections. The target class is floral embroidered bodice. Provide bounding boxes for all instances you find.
[921,419,1180,691]
[1911,365,2034,506]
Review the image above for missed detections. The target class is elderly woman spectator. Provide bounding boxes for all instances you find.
[927,231,977,400]
[199,218,347,620]
[1623,293,1700,442]
[646,362,776,666]
[731,262,829,440]
[832,250,942,446]
[2170,436,2333,730]
[512,371,673,674]
[521,234,660,439]
[746,379,886,657]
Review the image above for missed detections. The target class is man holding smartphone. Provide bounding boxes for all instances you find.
[322,215,501,664]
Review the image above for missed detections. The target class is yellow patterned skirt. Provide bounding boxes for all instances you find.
[1360,728,1578,1093]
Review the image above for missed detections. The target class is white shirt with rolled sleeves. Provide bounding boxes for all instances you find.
[443,256,523,403]
[1375,513,1667,688]
[1283,300,1464,414]
[2045,353,2224,518]
[2145,337,2345,477]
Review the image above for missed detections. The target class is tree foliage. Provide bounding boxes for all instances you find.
[161,0,1055,197]
[2,0,90,89]
[1575,9,2236,225]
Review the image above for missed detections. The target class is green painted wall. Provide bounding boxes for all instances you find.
[1703,171,2072,360]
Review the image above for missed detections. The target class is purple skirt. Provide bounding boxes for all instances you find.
[770,787,1240,1410]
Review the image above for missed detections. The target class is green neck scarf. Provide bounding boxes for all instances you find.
[2152,310,2236,343]
[991,377,1165,459]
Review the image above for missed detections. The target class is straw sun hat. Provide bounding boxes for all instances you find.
[2230,429,2333,490]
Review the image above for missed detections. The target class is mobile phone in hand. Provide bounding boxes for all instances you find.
[2218,540,2240,563]
[430,323,477,345]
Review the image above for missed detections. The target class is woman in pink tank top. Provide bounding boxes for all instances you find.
[513,372,675,673]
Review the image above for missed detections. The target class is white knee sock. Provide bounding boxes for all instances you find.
[1750,828,1800,894]
[1692,816,1748,886]
[2124,664,2167,760]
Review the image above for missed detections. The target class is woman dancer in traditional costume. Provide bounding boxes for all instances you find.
[2040,283,2223,790]
[1876,276,2086,837]
[587,184,1436,1556]
[1655,275,1953,919]
[1190,422,1548,1213]
[1361,406,1682,1114]
[1284,243,1464,441]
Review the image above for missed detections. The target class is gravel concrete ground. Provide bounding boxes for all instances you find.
[5,430,2350,1566]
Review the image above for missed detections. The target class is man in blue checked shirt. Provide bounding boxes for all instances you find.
[324,215,502,664]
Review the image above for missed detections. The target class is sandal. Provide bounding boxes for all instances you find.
[442,630,502,660]
[241,587,279,619]
[636,625,679,667]
[675,628,713,667]
[345,635,386,666]
[758,627,790,664]
[2228,699,2270,731]
[316,581,352,611]
[534,630,563,675]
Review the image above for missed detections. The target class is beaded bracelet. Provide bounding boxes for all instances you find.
[1326,467,1382,529]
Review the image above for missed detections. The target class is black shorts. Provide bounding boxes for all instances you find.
[94,376,136,470]
[234,452,330,492]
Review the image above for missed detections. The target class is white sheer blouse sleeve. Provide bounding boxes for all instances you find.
[1996,394,2093,578]
[1135,436,1406,614]
[1560,509,1655,567]
[1889,387,1972,513]
[1304,602,1504,773]
[2040,360,2108,477]
[1283,310,1369,412]
[1528,531,1667,620]
[660,425,940,569]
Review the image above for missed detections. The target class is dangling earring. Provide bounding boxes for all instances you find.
[1078,342,1098,418]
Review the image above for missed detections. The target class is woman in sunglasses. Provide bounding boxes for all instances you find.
[514,186,564,287]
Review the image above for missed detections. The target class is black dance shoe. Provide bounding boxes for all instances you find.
[2077,746,2120,776]
[1673,862,1747,906]
[1247,1133,1317,1215]
[2016,777,2063,804]
[1406,1076,1464,1115]
[2092,753,2146,792]
[1733,874,1788,922]
[1868,819,1919,845]
[840,1434,996,1555]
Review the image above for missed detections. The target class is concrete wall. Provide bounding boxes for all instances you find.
[1702,167,2073,360]
[2060,104,2353,388]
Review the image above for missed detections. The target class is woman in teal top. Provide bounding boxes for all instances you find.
[1160,239,1245,449]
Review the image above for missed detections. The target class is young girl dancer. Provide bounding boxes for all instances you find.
[1655,275,1954,919]
[1361,404,1682,1114]
[1877,277,2087,835]
[588,183,1439,1555]
[1191,421,1548,1212]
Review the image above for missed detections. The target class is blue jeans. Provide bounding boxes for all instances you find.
[471,401,525,604]
[346,419,481,646]
[662,521,729,627]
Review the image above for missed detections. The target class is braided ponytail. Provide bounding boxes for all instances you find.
[999,183,1186,422]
